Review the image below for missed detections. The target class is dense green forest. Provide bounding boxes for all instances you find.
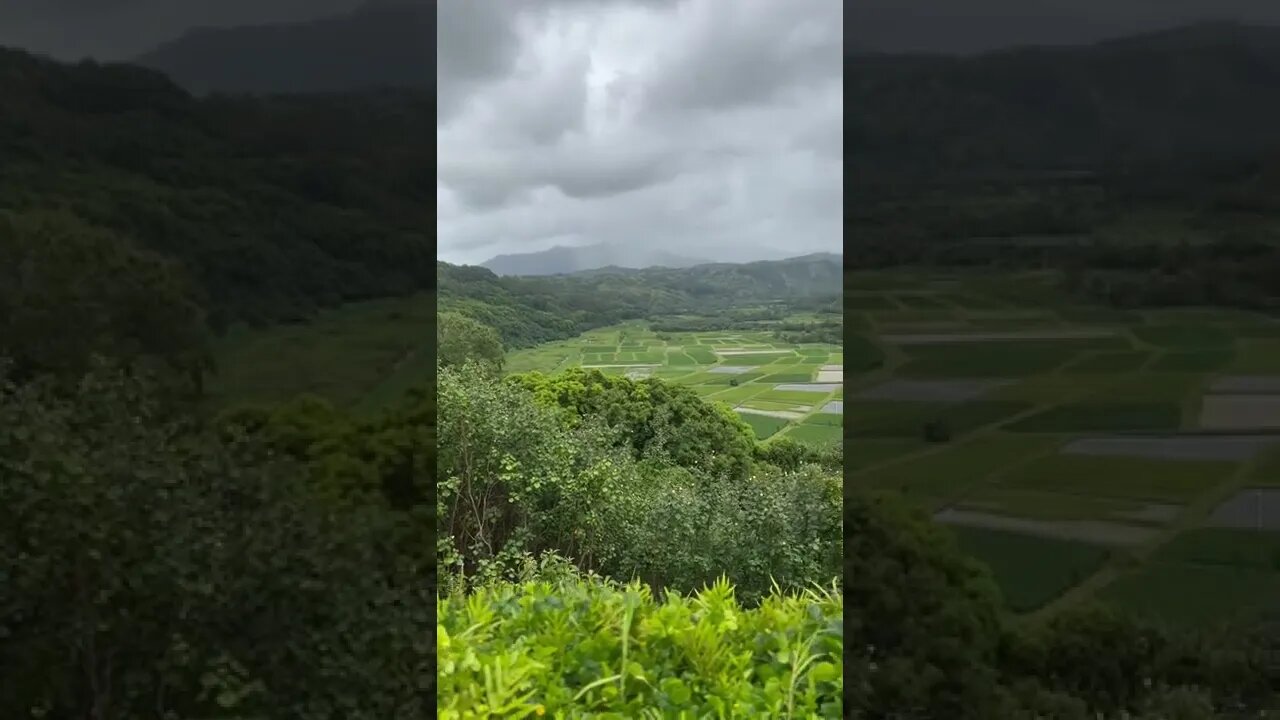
[438,254,841,349]
[849,24,1280,311]
[0,47,433,332]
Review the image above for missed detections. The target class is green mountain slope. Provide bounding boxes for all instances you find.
[439,253,842,348]
[481,243,709,276]
[850,22,1280,179]
[0,46,433,330]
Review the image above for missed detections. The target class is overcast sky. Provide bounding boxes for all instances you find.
[436,0,842,266]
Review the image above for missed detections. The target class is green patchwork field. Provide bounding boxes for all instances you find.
[845,271,1280,624]
[505,322,844,448]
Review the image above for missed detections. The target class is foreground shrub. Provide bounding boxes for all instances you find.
[437,577,843,718]
[437,362,842,603]
[0,366,432,718]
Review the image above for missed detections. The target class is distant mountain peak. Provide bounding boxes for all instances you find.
[1091,19,1280,51]
[480,243,711,277]
[135,2,429,95]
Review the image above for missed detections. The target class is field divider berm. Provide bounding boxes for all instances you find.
[848,383,1098,481]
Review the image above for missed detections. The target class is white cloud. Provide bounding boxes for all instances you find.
[436,0,844,265]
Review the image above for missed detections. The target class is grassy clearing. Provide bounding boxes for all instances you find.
[941,292,1008,310]
[705,385,772,404]
[951,526,1111,612]
[736,412,791,439]
[355,342,435,414]
[844,294,896,310]
[665,352,699,366]
[758,371,816,383]
[1149,351,1234,372]
[872,309,961,324]
[846,439,927,471]
[1150,528,1280,571]
[1007,402,1183,433]
[894,293,950,309]
[1230,340,1280,373]
[846,334,885,372]
[895,340,1120,377]
[783,422,842,446]
[997,454,1233,503]
[1099,562,1280,628]
[844,400,1030,438]
[683,347,718,363]
[987,378,1086,404]
[1250,449,1280,487]
[720,353,795,366]
[208,294,432,408]
[856,434,1061,501]
[754,389,838,405]
[1060,351,1151,373]
[957,487,1170,524]
[1233,323,1280,339]
[1096,372,1203,402]
[1055,307,1144,325]
[1132,323,1235,350]
[740,399,810,412]
[697,372,768,385]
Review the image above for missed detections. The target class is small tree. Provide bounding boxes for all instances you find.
[437,311,505,373]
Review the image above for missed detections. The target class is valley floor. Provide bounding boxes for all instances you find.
[845,270,1280,625]
[505,322,845,447]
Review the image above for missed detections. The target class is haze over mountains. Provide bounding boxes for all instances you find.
[481,244,710,277]
[478,241,841,277]
[135,1,428,95]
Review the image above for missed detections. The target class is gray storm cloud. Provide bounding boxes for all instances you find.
[436,0,844,266]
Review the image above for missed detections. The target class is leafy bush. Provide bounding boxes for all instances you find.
[437,363,842,604]
[437,577,843,718]
[509,367,758,481]
[0,364,432,718]
[0,209,210,387]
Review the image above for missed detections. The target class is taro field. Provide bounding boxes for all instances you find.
[504,323,844,448]
[845,271,1280,625]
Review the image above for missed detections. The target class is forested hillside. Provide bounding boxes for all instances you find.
[438,253,842,348]
[849,23,1280,310]
[135,2,431,96]
[0,46,433,334]
[850,22,1280,178]
[0,46,439,715]
[480,242,709,276]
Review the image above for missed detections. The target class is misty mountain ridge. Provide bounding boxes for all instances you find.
[850,21,1280,179]
[479,240,838,277]
[481,243,712,277]
[134,1,428,95]
[477,243,840,281]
